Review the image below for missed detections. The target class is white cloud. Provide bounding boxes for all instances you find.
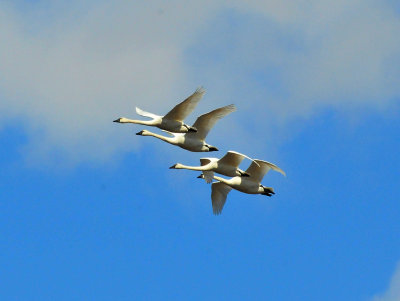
[0,0,399,164]
[373,262,400,301]
[0,1,217,164]
[193,0,400,122]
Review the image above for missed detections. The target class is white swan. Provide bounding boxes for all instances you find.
[199,159,286,215]
[169,151,258,183]
[136,104,236,152]
[113,87,205,133]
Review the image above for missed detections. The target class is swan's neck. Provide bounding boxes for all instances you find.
[213,175,232,185]
[175,163,208,171]
[120,118,157,126]
[144,131,175,144]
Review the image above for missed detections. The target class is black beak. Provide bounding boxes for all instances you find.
[197,174,203,179]
[242,172,250,177]
[208,146,218,152]
[169,164,177,169]
[113,118,121,123]
[188,127,198,132]
[136,130,144,135]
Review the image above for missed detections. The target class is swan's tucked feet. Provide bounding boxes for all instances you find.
[207,146,219,152]
[263,187,275,196]
[136,130,144,135]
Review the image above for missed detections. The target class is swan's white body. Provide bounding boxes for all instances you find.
[136,104,236,152]
[170,151,256,183]
[202,160,286,215]
[114,87,205,133]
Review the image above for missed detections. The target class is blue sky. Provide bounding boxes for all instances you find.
[1,1,400,300]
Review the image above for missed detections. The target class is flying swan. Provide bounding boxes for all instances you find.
[199,159,286,215]
[169,151,258,183]
[136,104,236,152]
[113,87,205,133]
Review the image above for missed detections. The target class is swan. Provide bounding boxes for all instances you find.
[113,87,205,133]
[169,151,258,183]
[135,104,236,152]
[199,159,286,215]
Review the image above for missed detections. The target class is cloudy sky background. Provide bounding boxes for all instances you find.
[1,0,399,300]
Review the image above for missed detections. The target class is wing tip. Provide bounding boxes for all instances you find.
[195,86,206,95]
[212,206,223,215]
[253,159,286,176]
[226,104,237,112]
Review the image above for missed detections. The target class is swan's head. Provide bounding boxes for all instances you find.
[113,117,129,123]
[259,185,275,196]
[136,130,151,136]
[169,163,183,169]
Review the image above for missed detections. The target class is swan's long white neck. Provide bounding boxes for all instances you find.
[213,175,232,185]
[174,163,209,171]
[119,118,157,126]
[142,131,175,144]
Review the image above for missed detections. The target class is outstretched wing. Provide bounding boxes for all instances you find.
[200,158,212,166]
[135,107,161,119]
[245,160,286,184]
[164,87,205,121]
[187,104,236,141]
[218,151,252,169]
[211,182,232,215]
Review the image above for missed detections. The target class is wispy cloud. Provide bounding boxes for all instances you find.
[0,1,213,164]
[373,262,400,301]
[1,0,399,164]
